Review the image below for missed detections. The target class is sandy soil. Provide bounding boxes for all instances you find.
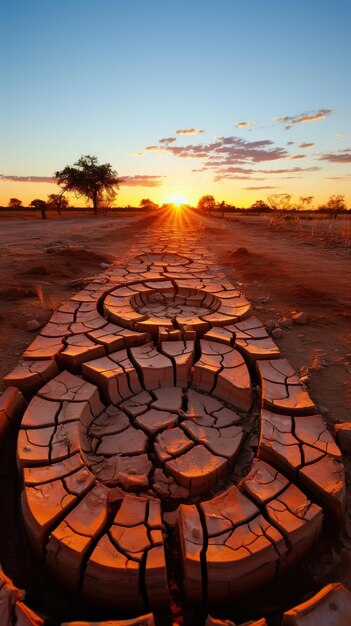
[0,214,154,380]
[0,209,350,623]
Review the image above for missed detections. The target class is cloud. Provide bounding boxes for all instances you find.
[242,185,279,190]
[274,108,333,130]
[145,145,165,152]
[236,121,256,128]
[290,154,306,159]
[159,137,176,145]
[0,173,165,188]
[121,175,165,187]
[325,175,351,180]
[130,152,144,157]
[175,128,205,135]
[287,141,294,146]
[0,174,54,183]
[299,142,315,148]
[214,174,265,182]
[319,150,351,163]
[162,136,289,164]
[212,164,320,183]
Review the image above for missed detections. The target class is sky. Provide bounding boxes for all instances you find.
[1,0,350,208]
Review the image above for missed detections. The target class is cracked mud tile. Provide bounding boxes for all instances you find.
[83,351,142,404]
[281,582,351,625]
[256,359,316,415]
[60,334,106,370]
[83,495,168,610]
[21,470,91,553]
[181,419,244,463]
[160,340,194,387]
[178,485,286,604]
[37,371,104,415]
[23,335,65,360]
[0,386,24,441]
[258,409,345,519]
[46,483,109,591]
[23,453,85,486]
[3,359,59,393]
[194,340,252,411]
[130,344,174,390]
[87,323,148,352]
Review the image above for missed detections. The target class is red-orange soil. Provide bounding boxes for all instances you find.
[0,208,350,625]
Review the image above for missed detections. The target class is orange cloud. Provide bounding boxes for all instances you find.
[242,185,279,190]
[159,137,176,145]
[299,142,315,148]
[121,175,165,187]
[175,128,205,135]
[274,109,333,130]
[0,173,165,188]
[236,121,256,128]
[145,145,165,151]
[0,174,54,183]
[320,150,351,163]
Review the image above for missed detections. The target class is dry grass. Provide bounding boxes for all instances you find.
[36,285,60,312]
[228,213,351,249]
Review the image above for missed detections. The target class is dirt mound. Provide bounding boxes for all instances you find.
[46,245,115,264]
[290,284,333,305]
[229,246,251,258]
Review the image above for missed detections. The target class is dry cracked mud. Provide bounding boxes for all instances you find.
[0,213,347,626]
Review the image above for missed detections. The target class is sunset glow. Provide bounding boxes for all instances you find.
[167,195,188,206]
[0,1,350,208]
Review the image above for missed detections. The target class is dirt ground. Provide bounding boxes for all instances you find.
[2,211,350,426]
[0,209,351,623]
[0,213,152,381]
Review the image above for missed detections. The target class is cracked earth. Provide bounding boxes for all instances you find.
[0,209,349,626]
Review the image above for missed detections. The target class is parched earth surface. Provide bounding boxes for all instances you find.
[0,207,350,626]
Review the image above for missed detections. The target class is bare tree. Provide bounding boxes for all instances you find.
[267,193,292,211]
[298,196,314,210]
[325,195,346,212]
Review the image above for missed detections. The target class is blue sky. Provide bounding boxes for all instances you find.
[1,0,350,206]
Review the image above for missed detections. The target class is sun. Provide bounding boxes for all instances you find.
[167,194,188,206]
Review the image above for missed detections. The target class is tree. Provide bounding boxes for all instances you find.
[250,199,270,212]
[197,195,216,213]
[55,155,122,215]
[47,193,69,215]
[267,193,292,211]
[325,195,347,212]
[298,196,314,211]
[218,200,228,217]
[140,198,159,211]
[30,199,48,220]
[8,198,22,208]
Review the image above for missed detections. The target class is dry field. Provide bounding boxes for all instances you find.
[0,208,351,625]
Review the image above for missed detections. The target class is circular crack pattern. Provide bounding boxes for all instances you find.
[130,287,219,321]
[81,389,244,500]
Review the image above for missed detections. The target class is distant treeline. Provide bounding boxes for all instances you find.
[0,205,149,212]
[193,206,351,215]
